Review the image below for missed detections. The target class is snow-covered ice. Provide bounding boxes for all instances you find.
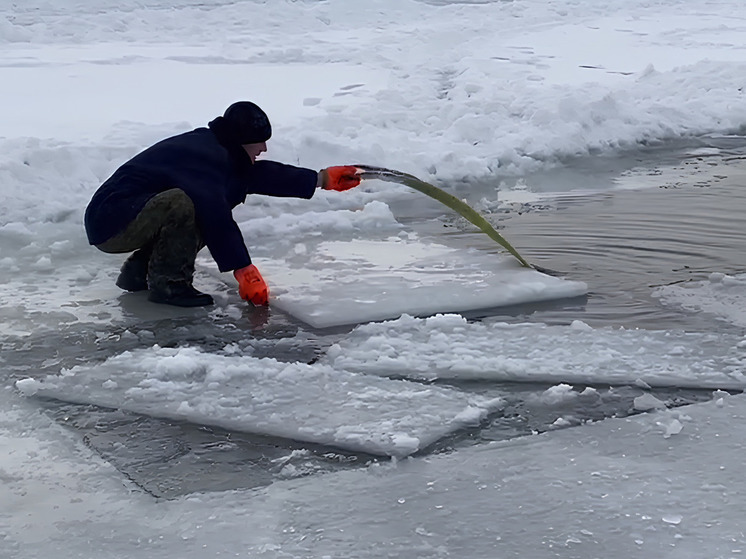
[654,272,746,329]
[3,0,746,557]
[325,313,746,388]
[16,345,504,457]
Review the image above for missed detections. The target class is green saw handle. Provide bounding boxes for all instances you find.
[354,164,532,268]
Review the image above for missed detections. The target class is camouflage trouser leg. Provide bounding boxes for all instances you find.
[96,189,203,289]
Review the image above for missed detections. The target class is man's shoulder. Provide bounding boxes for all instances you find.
[139,127,221,160]
[161,127,214,147]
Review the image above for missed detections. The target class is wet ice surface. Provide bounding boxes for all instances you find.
[8,137,746,498]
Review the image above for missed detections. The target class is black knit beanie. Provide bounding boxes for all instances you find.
[211,101,272,145]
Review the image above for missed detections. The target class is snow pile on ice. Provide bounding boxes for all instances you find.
[325,314,746,389]
[15,345,503,457]
[653,272,746,329]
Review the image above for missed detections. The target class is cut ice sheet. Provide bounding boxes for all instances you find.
[15,346,504,457]
[208,233,587,328]
[324,314,746,389]
[653,272,746,328]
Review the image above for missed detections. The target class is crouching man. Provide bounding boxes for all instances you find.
[84,101,360,307]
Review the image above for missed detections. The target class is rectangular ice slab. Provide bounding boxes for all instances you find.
[16,346,503,457]
[325,314,746,389]
[215,236,587,328]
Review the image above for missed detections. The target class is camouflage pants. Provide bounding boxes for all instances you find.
[96,189,203,289]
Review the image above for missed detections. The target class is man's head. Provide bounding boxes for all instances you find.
[222,101,271,163]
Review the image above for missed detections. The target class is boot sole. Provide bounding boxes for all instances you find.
[116,278,149,292]
[147,292,214,307]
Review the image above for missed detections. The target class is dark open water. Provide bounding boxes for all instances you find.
[21,136,746,498]
[497,138,746,332]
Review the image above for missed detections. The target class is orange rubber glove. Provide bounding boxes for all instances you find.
[234,264,269,306]
[319,166,361,192]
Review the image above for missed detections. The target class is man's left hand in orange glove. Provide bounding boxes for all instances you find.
[318,166,361,192]
[234,264,269,306]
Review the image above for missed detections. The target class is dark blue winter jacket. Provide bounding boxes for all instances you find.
[84,123,318,272]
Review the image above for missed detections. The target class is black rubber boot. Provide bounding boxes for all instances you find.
[148,282,214,307]
[116,249,150,292]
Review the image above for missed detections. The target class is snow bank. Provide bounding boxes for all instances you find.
[4,0,746,179]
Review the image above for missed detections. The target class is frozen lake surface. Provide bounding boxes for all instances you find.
[3,0,746,557]
[8,137,746,497]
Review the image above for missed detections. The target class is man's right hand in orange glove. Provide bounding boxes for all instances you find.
[234,264,269,306]
[318,166,361,192]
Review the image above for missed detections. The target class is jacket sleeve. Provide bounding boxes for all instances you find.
[247,161,318,198]
[168,162,253,273]
[191,187,253,272]
[177,159,318,272]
